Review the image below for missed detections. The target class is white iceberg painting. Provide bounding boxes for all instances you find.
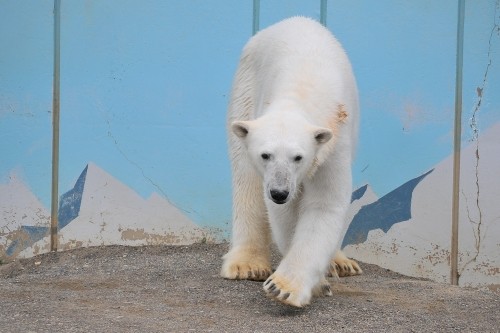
[343,122,500,289]
[13,162,211,258]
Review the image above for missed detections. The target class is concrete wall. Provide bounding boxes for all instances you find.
[1,0,498,290]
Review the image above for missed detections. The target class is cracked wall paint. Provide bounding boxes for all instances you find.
[342,0,500,290]
[459,0,500,278]
[344,123,500,289]
[458,0,500,286]
[99,101,175,207]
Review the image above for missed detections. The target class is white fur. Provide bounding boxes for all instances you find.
[221,17,359,307]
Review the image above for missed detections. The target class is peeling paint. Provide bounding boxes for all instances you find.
[422,247,450,267]
[30,242,50,257]
[121,228,182,244]
[487,284,500,293]
[60,240,84,252]
[121,228,212,246]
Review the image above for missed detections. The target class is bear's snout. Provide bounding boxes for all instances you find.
[270,189,289,204]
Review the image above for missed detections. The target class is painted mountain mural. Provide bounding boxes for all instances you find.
[343,122,500,289]
[1,163,212,259]
[0,174,51,258]
[343,170,433,248]
[1,123,498,289]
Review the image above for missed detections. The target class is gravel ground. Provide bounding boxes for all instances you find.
[0,243,498,333]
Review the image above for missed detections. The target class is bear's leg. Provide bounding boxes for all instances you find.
[327,251,362,278]
[263,162,350,307]
[263,207,345,306]
[266,200,299,255]
[221,162,272,281]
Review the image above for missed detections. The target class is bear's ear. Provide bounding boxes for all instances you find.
[231,121,251,138]
[313,127,333,144]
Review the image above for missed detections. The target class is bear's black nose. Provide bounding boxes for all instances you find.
[270,189,289,204]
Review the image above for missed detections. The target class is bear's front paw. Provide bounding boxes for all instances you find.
[328,251,362,278]
[263,273,311,307]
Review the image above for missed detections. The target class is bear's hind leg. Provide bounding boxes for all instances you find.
[327,250,362,278]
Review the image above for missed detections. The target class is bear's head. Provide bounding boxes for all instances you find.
[232,111,332,205]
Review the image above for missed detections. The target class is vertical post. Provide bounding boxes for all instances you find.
[320,0,328,26]
[50,0,61,252]
[451,0,465,286]
[253,0,260,35]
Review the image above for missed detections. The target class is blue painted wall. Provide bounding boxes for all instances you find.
[57,1,256,230]
[0,0,53,204]
[1,1,499,287]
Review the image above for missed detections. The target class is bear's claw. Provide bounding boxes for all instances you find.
[263,273,310,307]
[312,278,333,297]
[221,260,272,281]
[280,292,290,300]
[328,253,362,278]
[322,283,333,296]
[221,248,272,281]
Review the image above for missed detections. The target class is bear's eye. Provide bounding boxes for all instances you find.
[261,153,271,161]
[294,155,303,162]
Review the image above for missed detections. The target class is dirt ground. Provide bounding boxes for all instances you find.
[0,243,498,333]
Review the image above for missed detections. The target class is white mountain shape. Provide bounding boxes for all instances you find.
[344,121,500,288]
[0,173,50,257]
[0,173,50,232]
[20,162,206,257]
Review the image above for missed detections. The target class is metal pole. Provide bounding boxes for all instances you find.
[451,0,465,286]
[320,0,328,26]
[252,0,260,35]
[50,0,61,252]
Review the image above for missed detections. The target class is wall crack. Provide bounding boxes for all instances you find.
[459,1,499,277]
[95,99,191,215]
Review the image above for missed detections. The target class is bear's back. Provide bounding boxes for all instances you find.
[242,17,357,120]
[244,17,348,69]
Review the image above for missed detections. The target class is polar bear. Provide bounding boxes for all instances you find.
[221,17,361,307]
